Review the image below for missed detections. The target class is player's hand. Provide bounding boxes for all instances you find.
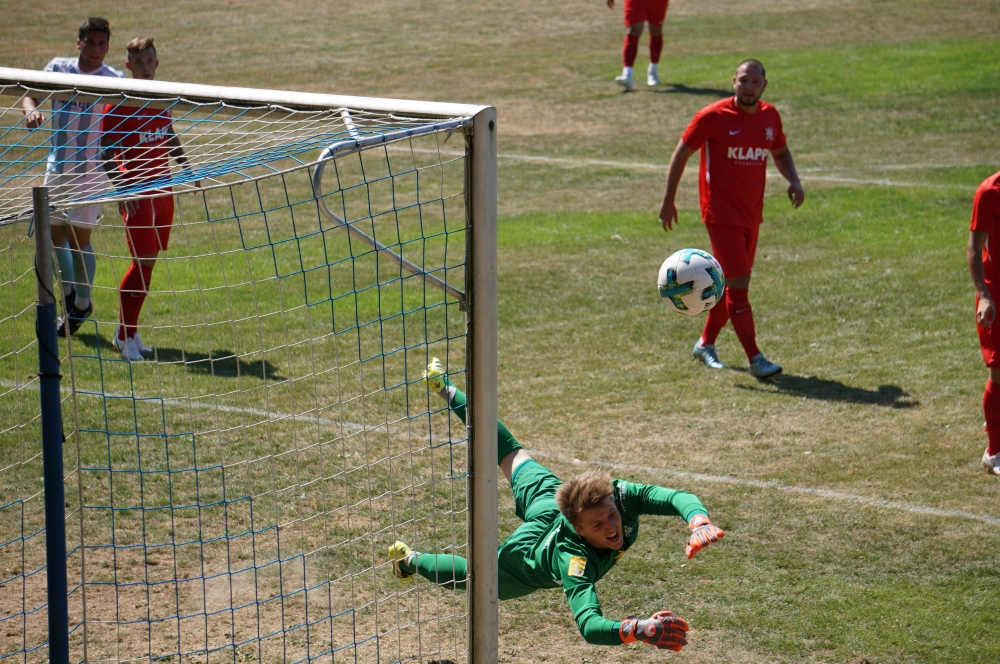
[978,294,996,327]
[24,111,44,129]
[619,610,689,651]
[686,514,724,559]
[659,199,678,232]
[118,200,136,218]
[787,181,805,208]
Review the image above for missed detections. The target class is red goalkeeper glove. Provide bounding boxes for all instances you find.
[686,514,724,559]
[619,610,689,651]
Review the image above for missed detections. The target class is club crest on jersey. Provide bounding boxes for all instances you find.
[765,127,774,141]
[567,556,587,577]
[727,146,770,162]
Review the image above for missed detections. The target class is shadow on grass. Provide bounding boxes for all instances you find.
[653,83,732,97]
[733,371,918,408]
[73,333,285,382]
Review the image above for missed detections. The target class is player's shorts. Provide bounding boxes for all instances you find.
[45,170,108,227]
[123,193,174,256]
[496,460,562,600]
[977,292,1000,368]
[624,0,669,27]
[705,223,759,279]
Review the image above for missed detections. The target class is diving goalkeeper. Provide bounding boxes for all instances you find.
[388,359,725,651]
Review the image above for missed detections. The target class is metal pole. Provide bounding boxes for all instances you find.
[466,108,498,663]
[33,187,68,664]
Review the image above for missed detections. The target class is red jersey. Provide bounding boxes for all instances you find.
[970,171,1000,291]
[680,97,787,228]
[101,105,173,185]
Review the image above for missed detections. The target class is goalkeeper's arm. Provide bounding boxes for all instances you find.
[617,480,724,557]
[564,580,688,650]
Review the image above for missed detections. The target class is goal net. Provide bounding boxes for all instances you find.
[0,67,497,664]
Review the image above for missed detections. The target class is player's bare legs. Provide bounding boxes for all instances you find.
[616,22,644,91]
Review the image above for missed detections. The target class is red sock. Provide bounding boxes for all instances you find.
[649,35,663,64]
[118,262,155,339]
[984,380,1000,456]
[700,288,729,345]
[726,288,761,360]
[623,34,639,67]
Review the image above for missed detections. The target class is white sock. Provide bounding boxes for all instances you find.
[622,66,633,79]
[648,63,658,75]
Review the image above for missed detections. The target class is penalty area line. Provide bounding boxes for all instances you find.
[527,449,1000,527]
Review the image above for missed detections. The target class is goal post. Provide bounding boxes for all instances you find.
[0,67,498,664]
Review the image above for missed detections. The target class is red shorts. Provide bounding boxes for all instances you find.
[978,293,1000,367]
[704,223,759,278]
[123,194,174,256]
[624,0,669,27]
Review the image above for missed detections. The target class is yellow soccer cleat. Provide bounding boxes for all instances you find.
[388,540,415,582]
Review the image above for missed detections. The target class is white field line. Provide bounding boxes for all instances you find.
[527,449,1000,527]
[7,376,997,526]
[389,146,981,190]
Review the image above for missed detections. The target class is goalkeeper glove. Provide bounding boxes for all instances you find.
[686,514,724,559]
[619,610,689,651]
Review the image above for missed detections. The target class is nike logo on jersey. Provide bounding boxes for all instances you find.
[728,146,770,161]
[729,130,741,135]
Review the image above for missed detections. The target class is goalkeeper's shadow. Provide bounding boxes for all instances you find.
[73,333,285,381]
[732,371,918,409]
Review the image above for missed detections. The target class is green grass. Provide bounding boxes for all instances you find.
[0,0,999,662]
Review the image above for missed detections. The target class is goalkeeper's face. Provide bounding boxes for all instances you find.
[574,496,623,550]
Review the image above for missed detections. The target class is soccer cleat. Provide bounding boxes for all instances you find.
[983,448,1000,476]
[692,342,724,369]
[615,73,635,92]
[749,353,782,378]
[388,541,415,582]
[647,64,660,87]
[132,331,153,354]
[113,334,145,362]
[56,290,92,337]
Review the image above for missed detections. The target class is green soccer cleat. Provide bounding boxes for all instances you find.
[423,358,454,394]
[749,353,782,378]
[693,341,725,369]
[388,541,415,582]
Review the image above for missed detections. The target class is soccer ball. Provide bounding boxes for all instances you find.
[657,249,725,316]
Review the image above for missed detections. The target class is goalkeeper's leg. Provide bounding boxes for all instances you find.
[424,358,528,480]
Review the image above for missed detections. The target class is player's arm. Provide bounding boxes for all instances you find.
[771,145,804,208]
[98,122,136,217]
[563,577,688,650]
[619,481,723,558]
[969,230,995,326]
[165,124,200,188]
[659,140,696,232]
[22,97,45,129]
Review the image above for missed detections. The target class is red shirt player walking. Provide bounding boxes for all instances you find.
[606,0,669,90]
[100,37,197,361]
[659,60,804,378]
[967,170,1000,474]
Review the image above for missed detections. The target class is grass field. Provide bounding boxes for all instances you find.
[2,0,1000,662]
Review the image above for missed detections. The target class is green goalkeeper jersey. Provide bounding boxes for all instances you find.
[499,461,707,645]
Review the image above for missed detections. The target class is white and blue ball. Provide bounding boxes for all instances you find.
[657,249,725,316]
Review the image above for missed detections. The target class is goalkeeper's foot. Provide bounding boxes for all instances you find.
[983,448,1000,476]
[423,358,457,401]
[692,341,724,369]
[388,541,416,582]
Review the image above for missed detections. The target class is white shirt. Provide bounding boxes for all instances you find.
[42,57,124,175]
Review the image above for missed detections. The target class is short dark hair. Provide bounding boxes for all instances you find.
[738,58,766,79]
[78,17,111,41]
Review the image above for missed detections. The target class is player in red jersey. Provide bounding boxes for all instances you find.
[99,37,197,361]
[658,60,804,378]
[606,0,669,90]
[967,170,1000,474]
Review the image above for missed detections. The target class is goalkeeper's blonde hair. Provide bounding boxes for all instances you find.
[555,470,614,526]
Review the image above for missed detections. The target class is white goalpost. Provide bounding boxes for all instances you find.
[0,67,497,664]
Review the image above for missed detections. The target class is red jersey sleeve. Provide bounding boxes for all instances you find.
[100,103,127,150]
[971,187,1000,234]
[771,111,787,153]
[680,107,713,151]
